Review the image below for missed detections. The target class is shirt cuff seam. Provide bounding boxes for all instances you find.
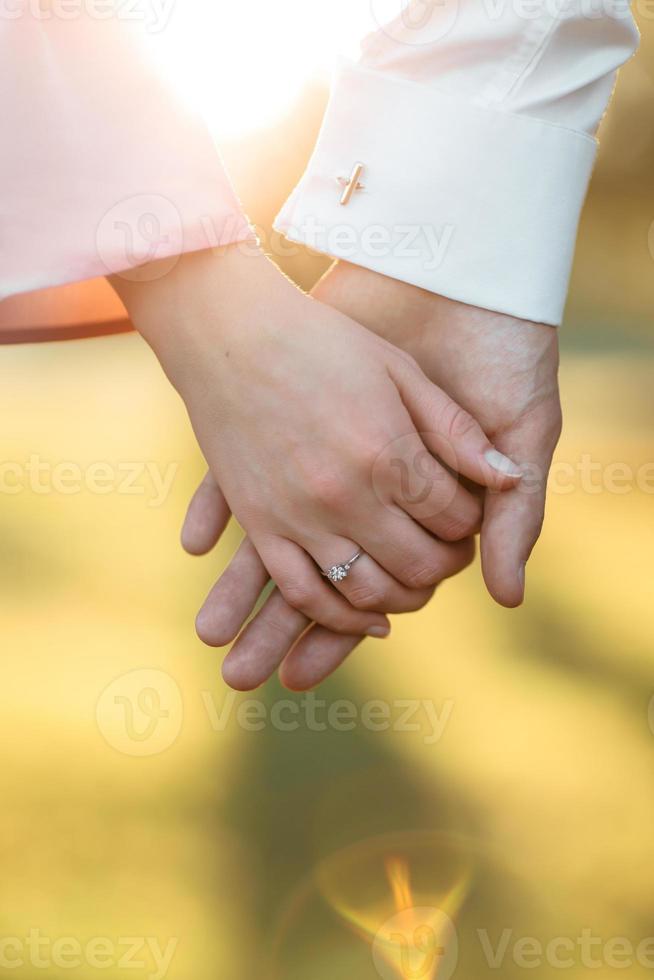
[337,58,598,147]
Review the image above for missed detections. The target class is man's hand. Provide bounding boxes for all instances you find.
[313,262,562,607]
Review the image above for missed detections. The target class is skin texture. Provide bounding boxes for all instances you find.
[180,261,561,692]
[112,247,520,646]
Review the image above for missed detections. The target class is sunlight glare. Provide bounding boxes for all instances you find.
[152,0,379,139]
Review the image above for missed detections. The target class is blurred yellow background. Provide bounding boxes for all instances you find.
[1,6,653,980]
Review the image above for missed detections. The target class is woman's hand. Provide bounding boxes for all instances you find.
[112,246,521,639]
[181,473,475,691]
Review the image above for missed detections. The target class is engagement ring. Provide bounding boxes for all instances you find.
[322,551,362,584]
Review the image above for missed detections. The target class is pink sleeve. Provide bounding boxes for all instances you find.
[0,17,252,301]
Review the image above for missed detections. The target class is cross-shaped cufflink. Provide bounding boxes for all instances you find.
[337,162,365,206]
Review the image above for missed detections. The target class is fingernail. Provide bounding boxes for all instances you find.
[367,625,391,639]
[518,562,526,595]
[484,448,523,479]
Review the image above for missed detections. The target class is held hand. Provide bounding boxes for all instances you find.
[181,473,475,691]
[312,262,563,607]
[113,247,521,642]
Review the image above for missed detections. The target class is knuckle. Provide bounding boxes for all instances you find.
[261,615,293,641]
[436,511,479,542]
[279,580,316,612]
[439,539,477,580]
[359,440,387,478]
[306,470,351,512]
[440,400,478,442]
[395,348,420,373]
[400,560,442,589]
[347,584,388,611]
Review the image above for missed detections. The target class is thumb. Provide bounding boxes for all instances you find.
[481,479,544,607]
[391,357,523,490]
[480,406,559,607]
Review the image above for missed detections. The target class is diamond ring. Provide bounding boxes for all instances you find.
[322,551,363,584]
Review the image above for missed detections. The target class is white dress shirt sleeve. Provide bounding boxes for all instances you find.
[275,2,640,325]
[0,17,252,302]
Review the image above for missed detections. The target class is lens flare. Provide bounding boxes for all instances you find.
[146,0,377,139]
[316,831,473,980]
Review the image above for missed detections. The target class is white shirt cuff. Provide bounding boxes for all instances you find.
[274,62,598,326]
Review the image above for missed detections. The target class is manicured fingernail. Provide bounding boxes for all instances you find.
[484,448,523,479]
[367,625,391,639]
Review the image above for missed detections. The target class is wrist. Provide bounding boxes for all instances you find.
[110,245,297,393]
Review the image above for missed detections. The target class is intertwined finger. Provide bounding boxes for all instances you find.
[221,588,311,691]
[304,534,435,613]
[390,356,524,489]
[195,537,270,647]
[257,536,390,637]
[357,510,477,591]
[222,589,364,693]
[279,627,364,692]
[374,431,483,540]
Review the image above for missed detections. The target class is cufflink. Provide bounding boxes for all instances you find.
[337,162,365,206]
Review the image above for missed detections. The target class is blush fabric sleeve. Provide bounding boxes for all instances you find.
[0,17,252,302]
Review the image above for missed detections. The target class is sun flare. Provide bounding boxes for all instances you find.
[149,0,379,139]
